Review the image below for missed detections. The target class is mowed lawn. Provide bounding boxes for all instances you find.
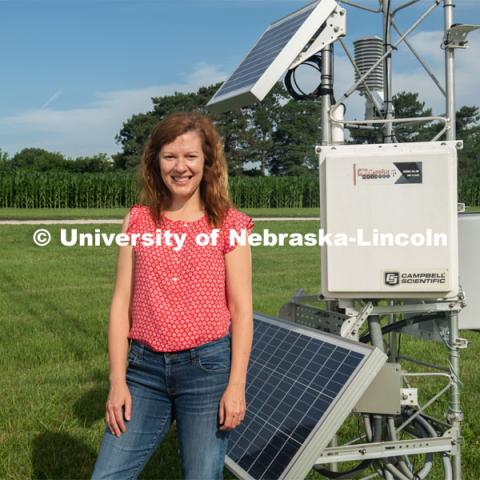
[0,211,478,479]
[0,207,323,220]
[0,206,478,220]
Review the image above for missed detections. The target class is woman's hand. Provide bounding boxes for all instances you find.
[105,380,132,437]
[219,383,246,431]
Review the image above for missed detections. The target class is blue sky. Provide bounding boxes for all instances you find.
[0,0,479,158]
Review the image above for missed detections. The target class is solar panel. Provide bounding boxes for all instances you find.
[207,0,338,112]
[225,312,387,480]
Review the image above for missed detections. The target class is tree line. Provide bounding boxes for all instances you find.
[1,82,479,180]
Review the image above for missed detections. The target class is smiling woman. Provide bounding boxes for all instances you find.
[91,111,255,480]
[159,130,205,203]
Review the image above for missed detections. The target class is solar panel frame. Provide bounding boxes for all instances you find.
[206,0,338,112]
[224,312,387,480]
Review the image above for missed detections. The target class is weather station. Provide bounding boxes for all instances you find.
[207,1,479,479]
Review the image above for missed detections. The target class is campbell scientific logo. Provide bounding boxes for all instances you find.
[385,272,400,286]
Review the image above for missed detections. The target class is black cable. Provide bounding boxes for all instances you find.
[284,53,323,100]
[313,459,373,479]
[313,414,382,478]
[360,311,446,343]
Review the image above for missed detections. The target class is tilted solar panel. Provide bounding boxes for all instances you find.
[225,312,386,480]
[207,0,339,112]
[217,6,315,98]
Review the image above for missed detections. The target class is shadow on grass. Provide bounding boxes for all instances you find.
[31,429,184,479]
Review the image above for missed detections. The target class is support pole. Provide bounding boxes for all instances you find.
[444,2,461,479]
[448,310,463,480]
[444,0,456,141]
[321,44,333,145]
[382,0,394,143]
[320,42,337,471]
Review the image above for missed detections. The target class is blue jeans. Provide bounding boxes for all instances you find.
[91,332,232,480]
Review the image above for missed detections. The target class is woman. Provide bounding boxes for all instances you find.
[91,112,254,480]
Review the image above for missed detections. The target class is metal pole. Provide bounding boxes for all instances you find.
[321,44,333,145]
[320,44,337,470]
[448,311,463,480]
[444,0,456,141]
[444,3,462,478]
[382,0,394,143]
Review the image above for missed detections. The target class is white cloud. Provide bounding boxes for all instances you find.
[0,63,227,158]
[2,30,479,160]
[392,30,480,113]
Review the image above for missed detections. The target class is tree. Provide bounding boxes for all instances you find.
[248,83,287,176]
[11,148,66,171]
[66,153,113,173]
[0,149,11,171]
[113,84,223,170]
[269,96,322,175]
[392,91,435,142]
[456,105,480,133]
[112,112,158,170]
[349,91,435,144]
[456,106,480,178]
[214,108,253,176]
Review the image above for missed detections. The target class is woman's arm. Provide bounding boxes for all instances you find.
[108,212,135,384]
[104,212,135,437]
[219,241,253,430]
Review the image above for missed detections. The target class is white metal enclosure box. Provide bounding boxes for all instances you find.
[318,141,459,299]
[458,213,480,330]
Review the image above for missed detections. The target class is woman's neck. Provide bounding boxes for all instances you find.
[164,196,205,218]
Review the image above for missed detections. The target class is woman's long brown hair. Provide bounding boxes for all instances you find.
[136,112,232,229]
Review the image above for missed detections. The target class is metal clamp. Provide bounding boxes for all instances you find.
[290,6,347,69]
[340,302,373,340]
[443,24,480,49]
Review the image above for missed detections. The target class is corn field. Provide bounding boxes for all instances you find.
[0,171,478,208]
[0,171,138,208]
[228,176,320,208]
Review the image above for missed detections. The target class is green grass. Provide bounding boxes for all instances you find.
[0,206,479,220]
[0,207,322,220]
[0,216,478,479]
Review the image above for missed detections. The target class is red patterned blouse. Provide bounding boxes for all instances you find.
[125,204,255,352]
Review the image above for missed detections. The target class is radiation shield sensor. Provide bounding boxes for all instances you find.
[206,0,341,113]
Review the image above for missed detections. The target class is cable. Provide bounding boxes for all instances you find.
[360,311,447,343]
[284,49,337,104]
[313,414,381,479]
[313,459,373,479]
[284,53,323,100]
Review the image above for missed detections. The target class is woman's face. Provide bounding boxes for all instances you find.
[159,130,205,203]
